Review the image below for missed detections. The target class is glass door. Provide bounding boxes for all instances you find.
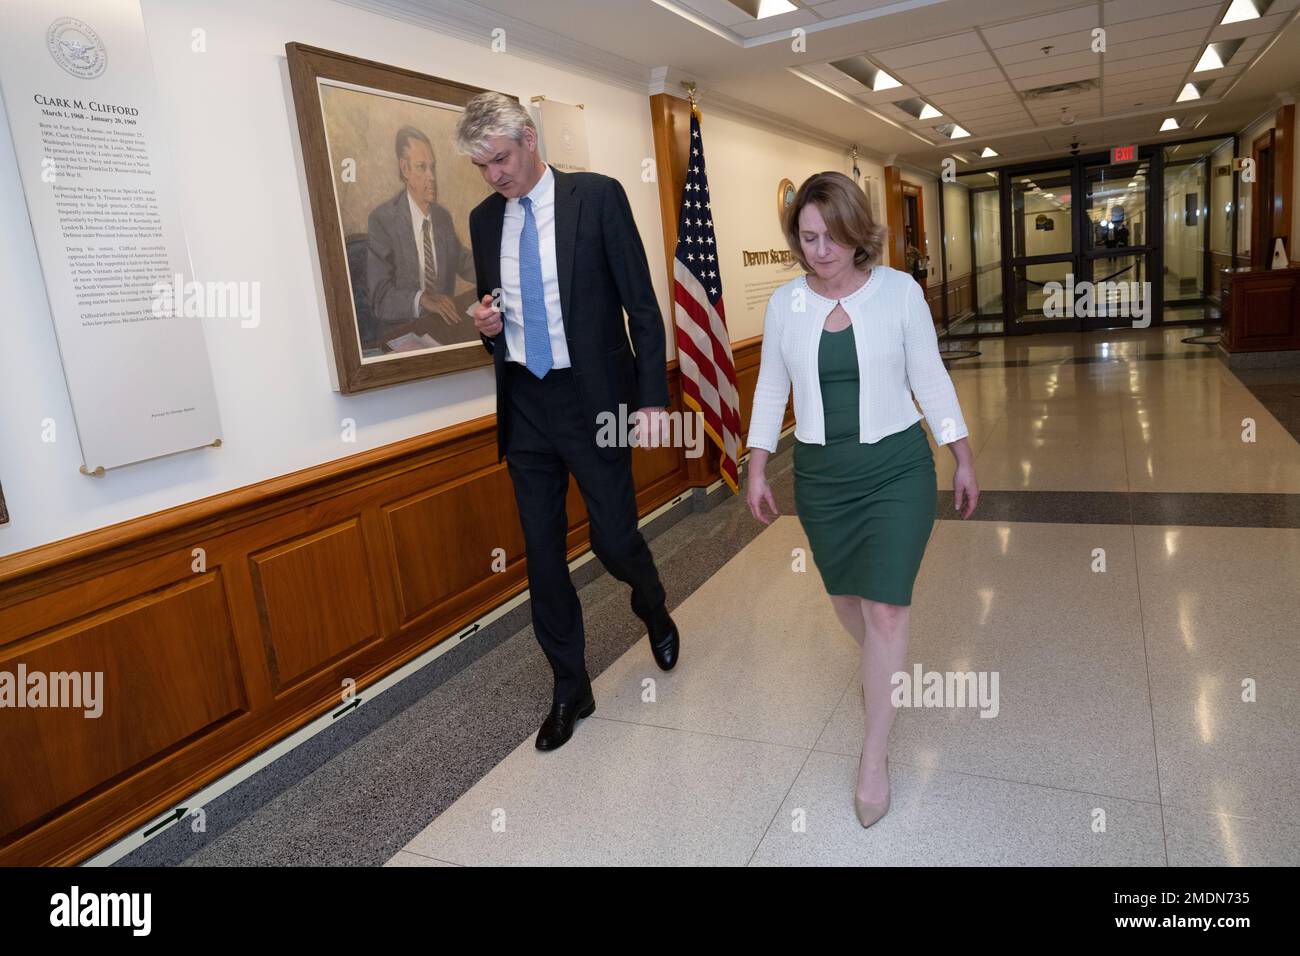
[1080,156,1154,330]
[1003,164,1079,333]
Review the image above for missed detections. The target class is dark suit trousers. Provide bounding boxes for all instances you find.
[504,361,666,703]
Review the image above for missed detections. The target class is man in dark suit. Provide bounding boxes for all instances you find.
[455,92,679,751]
[364,126,478,350]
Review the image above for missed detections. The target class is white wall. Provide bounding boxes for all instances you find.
[941,182,971,281]
[1210,138,1234,257]
[0,0,668,556]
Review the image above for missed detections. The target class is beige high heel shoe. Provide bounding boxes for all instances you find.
[854,754,890,828]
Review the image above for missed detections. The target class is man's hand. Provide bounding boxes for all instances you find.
[420,292,462,327]
[632,406,668,448]
[472,293,503,337]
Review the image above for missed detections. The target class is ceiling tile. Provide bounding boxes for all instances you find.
[1003,51,1098,77]
[1102,6,1221,43]
[982,5,1099,48]
[1104,47,1191,74]
[931,80,1021,105]
[913,67,1008,92]
[1103,0,1216,24]
[994,29,1097,66]
[903,51,998,81]
[1103,28,1214,60]
[876,32,986,69]
[1012,64,1100,90]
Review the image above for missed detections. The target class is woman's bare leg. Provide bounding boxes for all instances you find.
[829,594,866,647]
[857,598,909,804]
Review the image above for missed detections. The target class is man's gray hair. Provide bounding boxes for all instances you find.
[455,92,535,156]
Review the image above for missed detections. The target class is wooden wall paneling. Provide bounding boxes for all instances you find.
[0,375,700,865]
[0,570,246,842]
[884,166,905,270]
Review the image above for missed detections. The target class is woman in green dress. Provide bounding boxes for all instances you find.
[744,172,980,828]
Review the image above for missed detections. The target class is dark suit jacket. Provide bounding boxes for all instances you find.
[365,189,475,345]
[468,167,669,462]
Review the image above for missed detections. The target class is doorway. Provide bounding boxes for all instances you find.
[1002,156,1153,333]
[938,135,1235,337]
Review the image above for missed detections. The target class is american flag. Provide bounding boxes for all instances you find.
[672,105,741,493]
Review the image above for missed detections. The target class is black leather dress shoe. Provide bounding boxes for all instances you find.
[535,687,596,751]
[643,604,680,671]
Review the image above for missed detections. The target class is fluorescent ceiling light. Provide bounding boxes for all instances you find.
[728,0,798,17]
[1177,83,1203,102]
[894,96,943,120]
[981,147,998,157]
[1195,47,1224,70]
[829,55,900,91]
[1222,0,1267,24]
[1160,117,1179,131]
[951,125,969,138]
[1195,39,1244,72]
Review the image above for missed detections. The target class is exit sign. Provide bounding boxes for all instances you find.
[1111,145,1137,163]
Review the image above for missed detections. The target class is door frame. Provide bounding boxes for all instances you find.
[998,146,1164,334]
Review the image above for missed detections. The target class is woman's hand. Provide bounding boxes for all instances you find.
[953,464,979,519]
[746,472,780,525]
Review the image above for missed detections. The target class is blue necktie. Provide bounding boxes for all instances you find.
[518,196,552,378]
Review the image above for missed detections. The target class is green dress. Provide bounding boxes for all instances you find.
[793,324,937,606]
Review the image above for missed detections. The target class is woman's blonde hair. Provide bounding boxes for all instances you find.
[783,171,887,272]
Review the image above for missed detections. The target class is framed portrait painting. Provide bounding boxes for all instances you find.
[286,43,500,392]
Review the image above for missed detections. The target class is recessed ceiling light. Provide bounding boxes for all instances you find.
[1195,39,1244,72]
[829,55,900,92]
[1195,47,1224,70]
[950,125,970,138]
[893,96,942,120]
[1160,117,1179,131]
[727,0,798,18]
[1177,82,1203,102]
[981,147,998,157]
[1222,0,1269,24]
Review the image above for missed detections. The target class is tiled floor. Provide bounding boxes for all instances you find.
[119,324,1300,867]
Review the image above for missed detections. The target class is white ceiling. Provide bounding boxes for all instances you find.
[340,0,1300,170]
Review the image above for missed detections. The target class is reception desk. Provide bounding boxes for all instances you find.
[1217,267,1300,368]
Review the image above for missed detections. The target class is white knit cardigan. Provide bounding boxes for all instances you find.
[746,265,969,453]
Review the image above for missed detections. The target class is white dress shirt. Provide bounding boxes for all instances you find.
[408,191,438,317]
[499,164,571,368]
[747,265,968,453]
